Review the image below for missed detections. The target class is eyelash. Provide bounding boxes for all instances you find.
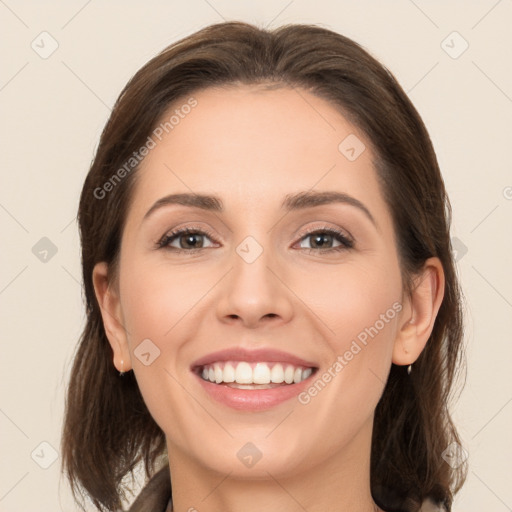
[157,225,354,255]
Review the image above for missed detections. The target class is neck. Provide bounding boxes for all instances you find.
[166,418,381,512]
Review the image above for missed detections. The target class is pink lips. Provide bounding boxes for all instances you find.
[191,347,318,411]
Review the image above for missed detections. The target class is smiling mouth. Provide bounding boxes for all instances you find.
[194,360,317,389]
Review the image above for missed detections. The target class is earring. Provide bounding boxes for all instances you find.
[407,364,412,375]
[119,359,125,377]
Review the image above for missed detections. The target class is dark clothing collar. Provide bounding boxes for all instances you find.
[127,463,172,512]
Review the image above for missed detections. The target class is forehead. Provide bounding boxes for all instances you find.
[125,85,388,226]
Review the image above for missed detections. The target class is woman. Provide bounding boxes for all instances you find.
[61,21,466,512]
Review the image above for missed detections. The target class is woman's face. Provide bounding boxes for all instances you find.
[108,85,408,479]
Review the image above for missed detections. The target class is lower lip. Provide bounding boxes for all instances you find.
[194,373,314,411]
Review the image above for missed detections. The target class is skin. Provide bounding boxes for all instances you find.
[93,85,444,512]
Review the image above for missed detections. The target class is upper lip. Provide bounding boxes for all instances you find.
[191,347,318,370]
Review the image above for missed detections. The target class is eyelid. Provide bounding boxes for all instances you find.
[292,225,354,253]
[294,223,354,245]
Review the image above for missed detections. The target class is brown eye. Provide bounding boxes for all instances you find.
[158,227,217,252]
[297,228,354,252]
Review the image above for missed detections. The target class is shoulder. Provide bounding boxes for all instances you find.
[127,463,172,512]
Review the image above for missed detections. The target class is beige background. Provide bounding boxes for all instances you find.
[1,1,511,511]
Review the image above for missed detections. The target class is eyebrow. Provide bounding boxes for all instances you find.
[142,190,377,227]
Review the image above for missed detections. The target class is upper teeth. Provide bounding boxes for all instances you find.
[200,361,313,385]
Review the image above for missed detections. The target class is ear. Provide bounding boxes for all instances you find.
[92,262,132,372]
[392,257,445,366]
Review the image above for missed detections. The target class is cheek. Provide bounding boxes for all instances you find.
[293,259,402,412]
[117,256,217,416]
[293,258,402,346]
[331,276,400,362]
[117,259,204,436]
[119,257,212,342]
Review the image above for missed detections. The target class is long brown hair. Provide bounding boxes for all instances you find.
[61,21,467,511]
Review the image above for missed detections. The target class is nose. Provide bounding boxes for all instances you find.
[216,243,294,329]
